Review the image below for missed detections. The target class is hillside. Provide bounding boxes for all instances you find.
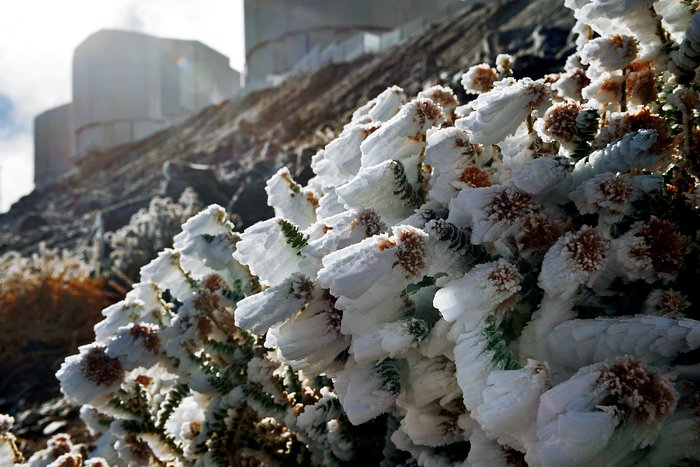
[0,0,573,255]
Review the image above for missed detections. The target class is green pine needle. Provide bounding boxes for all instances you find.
[278,219,309,256]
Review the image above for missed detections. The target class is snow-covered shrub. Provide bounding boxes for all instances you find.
[106,189,201,281]
[42,2,700,465]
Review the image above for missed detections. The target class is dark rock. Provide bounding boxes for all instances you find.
[73,196,103,217]
[513,54,567,80]
[162,160,231,205]
[230,186,274,230]
[228,159,277,229]
[102,197,151,232]
[18,213,47,232]
[15,408,41,427]
[294,146,319,186]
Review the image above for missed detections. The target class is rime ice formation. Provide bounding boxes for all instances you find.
[3,2,694,466]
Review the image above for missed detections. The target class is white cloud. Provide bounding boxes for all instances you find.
[0,0,244,212]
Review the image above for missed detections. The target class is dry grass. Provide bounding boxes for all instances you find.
[0,247,115,405]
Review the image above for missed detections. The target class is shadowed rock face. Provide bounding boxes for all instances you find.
[0,0,573,255]
[162,161,232,206]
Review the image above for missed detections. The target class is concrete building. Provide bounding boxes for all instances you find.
[72,30,241,157]
[34,104,73,189]
[244,0,463,88]
[34,30,241,188]
[35,4,471,188]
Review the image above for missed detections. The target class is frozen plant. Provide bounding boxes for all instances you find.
[45,2,700,466]
[105,188,202,281]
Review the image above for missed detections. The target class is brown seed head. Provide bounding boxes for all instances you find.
[487,261,521,293]
[600,78,623,101]
[427,88,458,111]
[626,61,656,106]
[560,68,590,100]
[598,175,632,207]
[624,107,672,154]
[351,208,384,237]
[129,323,160,352]
[459,166,492,188]
[610,34,639,59]
[196,316,214,340]
[638,217,687,276]
[526,82,550,108]
[322,291,343,335]
[413,99,443,126]
[290,275,315,300]
[48,433,73,458]
[125,434,153,464]
[565,227,606,272]
[395,228,426,277]
[378,238,397,251]
[654,290,690,316]
[544,102,581,143]
[135,374,153,386]
[486,188,535,222]
[81,346,123,386]
[194,291,221,315]
[54,454,82,467]
[517,214,559,253]
[202,274,227,293]
[599,356,677,424]
[467,65,498,93]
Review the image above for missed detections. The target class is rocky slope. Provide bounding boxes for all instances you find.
[0,0,573,255]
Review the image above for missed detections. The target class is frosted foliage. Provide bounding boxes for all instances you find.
[360,97,444,186]
[106,188,202,279]
[48,3,700,465]
[265,167,318,228]
[424,127,496,205]
[368,85,406,122]
[566,0,661,57]
[456,78,550,145]
[311,123,376,189]
[336,160,418,224]
[232,217,315,286]
[580,35,639,70]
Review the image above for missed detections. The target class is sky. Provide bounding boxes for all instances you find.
[0,0,245,212]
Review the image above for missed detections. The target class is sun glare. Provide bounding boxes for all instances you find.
[0,0,244,212]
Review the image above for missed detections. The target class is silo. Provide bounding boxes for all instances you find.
[34,103,73,189]
[160,38,240,114]
[72,30,162,156]
[72,30,240,157]
[243,0,462,87]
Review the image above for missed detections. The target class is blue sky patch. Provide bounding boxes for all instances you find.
[0,94,14,129]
